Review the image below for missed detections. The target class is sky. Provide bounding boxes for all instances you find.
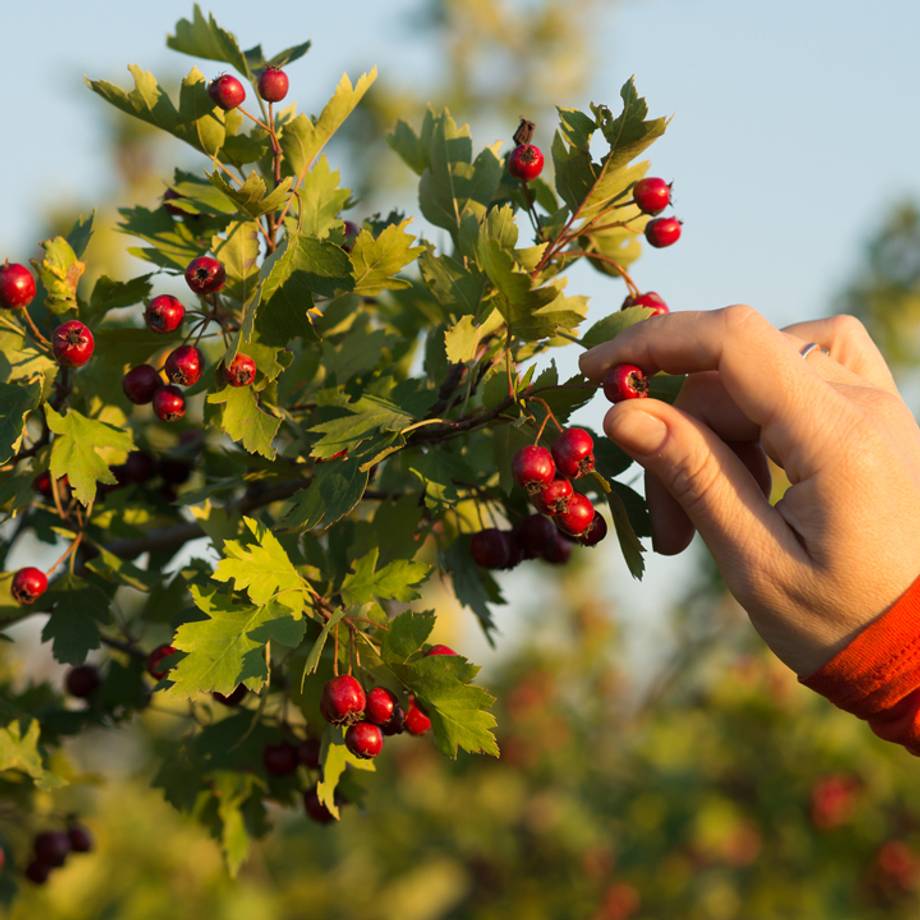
[2,0,919,663]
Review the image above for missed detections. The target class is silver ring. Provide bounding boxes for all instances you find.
[800,342,829,361]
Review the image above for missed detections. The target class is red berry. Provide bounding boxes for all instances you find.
[404,695,432,736]
[114,450,156,486]
[621,291,669,316]
[342,220,360,252]
[262,741,299,776]
[556,492,595,536]
[258,67,289,102]
[208,73,246,110]
[645,216,682,248]
[320,674,366,725]
[122,364,162,405]
[542,529,574,565]
[303,787,335,824]
[512,445,556,494]
[211,684,247,706]
[165,345,203,387]
[185,256,226,294]
[633,177,672,215]
[470,528,512,569]
[25,859,50,885]
[579,513,608,547]
[223,352,256,387]
[603,363,649,403]
[65,665,101,699]
[298,738,321,770]
[145,294,185,333]
[365,687,398,726]
[538,478,574,515]
[146,644,178,680]
[516,514,558,559]
[52,320,94,368]
[152,385,186,422]
[34,831,70,868]
[11,567,47,606]
[426,644,457,657]
[345,721,383,760]
[0,261,36,309]
[552,428,595,479]
[508,144,544,182]
[67,823,93,853]
[33,472,69,500]
[381,704,406,736]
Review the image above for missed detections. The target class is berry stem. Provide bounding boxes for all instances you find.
[555,330,587,348]
[528,396,564,436]
[236,104,272,134]
[332,623,340,677]
[46,532,84,576]
[556,248,640,297]
[49,468,68,521]
[21,308,51,349]
[519,179,541,236]
[590,469,612,495]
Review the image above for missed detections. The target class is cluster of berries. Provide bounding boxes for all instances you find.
[23,823,93,886]
[207,66,289,112]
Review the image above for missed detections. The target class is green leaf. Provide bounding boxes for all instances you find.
[0,381,41,464]
[87,273,154,321]
[284,458,368,532]
[307,395,412,460]
[209,172,294,219]
[595,77,670,175]
[296,158,351,237]
[45,405,134,505]
[316,727,375,820]
[214,220,261,304]
[443,540,502,640]
[41,608,100,666]
[0,331,57,397]
[381,610,435,665]
[300,609,346,688]
[207,386,280,460]
[65,212,95,258]
[167,5,253,78]
[443,311,503,364]
[0,719,65,789]
[211,771,263,878]
[348,220,424,296]
[340,548,431,607]
[607,486,645,579]
[34,236,84,314]
[580,305,656,349]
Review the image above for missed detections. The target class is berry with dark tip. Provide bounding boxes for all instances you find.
[145,294,184,333]
[366,687,398,726]
[208,73,246,110]
[11,567,47,606]
[621,291,669,316]
[508,144,544,182]
[516,513,558,559]
[185,256,226,295]
[603,363,649,403]
[470,528,512,569]
[512,445,556,494]
[67,823,93,853]
[303,788,335,824]
[381,704,406,736]
[404,695,432,736]
[0,261,36,309]
[165,345,203,387]
[633,177,673,215]
[645,216,682,248]
[538,478,574,515]
[34,831,70,868]
[258,67,289,102]
[262,741,299,776]
[320,674,366,725]
[212,684,247,706]
[65,665,101,699]
[223,352,256,387]
[52,320,94,367]
[557,492,596,536]
[298,738,321,769]
[25,860,49,885]
[345,721,383,759]
[579,513,608,547]
[123,364,162,404]
[146,644,178,680]
[552,427,595,479]
[153,385,186,422]
[426,644,457,657]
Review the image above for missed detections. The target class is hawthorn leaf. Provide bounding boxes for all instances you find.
[211,770,263,877]
[443,540,502,641]
[209,172,294,219]
[607,486,645,579]
[0,381,41,464]
[0,332,57,398]
[348,220,424,295]
[34,236,85,314]
[381,610,436,665]
[207,386,280,460]
[340,548,431,607]
[300,608,347,687]
[167,5,253,78]
[284,457,368,532]
[87,273,154,321]
[0,720,65,790]
[580,305,656,349]
[296,157,350,237]
[316,727,375,820]
[214,220,261,303]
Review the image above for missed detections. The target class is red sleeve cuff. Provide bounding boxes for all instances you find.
[801,574,920,754]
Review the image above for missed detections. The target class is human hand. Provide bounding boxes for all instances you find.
[580,306,920,675]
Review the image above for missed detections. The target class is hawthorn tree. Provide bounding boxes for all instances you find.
[0,5,684,885]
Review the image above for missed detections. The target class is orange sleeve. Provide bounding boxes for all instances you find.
[801,575,920,755]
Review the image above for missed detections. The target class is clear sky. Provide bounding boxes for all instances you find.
[3,1,919,658]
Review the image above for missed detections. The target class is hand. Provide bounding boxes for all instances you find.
[580,306,920,676]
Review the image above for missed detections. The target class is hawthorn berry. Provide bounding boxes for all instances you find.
[508,144,544,182]
[115,450,156,485]
[65,665,101,699]
[381,704,406,736]
[185,255,226,294]
[152,386,186,422]
[34,831,70,868]
[516,513,558,559]
[33,472,69,500]
[212,684,247,706]
[470,528,512,569]
[645,216,682,248]
[556,492,595,536]
[512,445,556,494]
[165,345,203,386]
[11,567,48,606]
[542,530,574,565]
[303,788,335,825]
[298,738,321,770]
[366,686,398,726]
[223,352,256,387]
[262,741,299,776]
[320,674,366,725]
[123,364,162,405]
[208,73,246,110]
[426,644,457,657]
[146,644,178,680]
[0,261,36,309]
[345,721,383,760]
[404,695,432,736]
[67,823,93,853]
[621,290,668,316]
[24,860,50,885]
[52,320,94,367]
[552,428,595,479]
[538,478,574,515]
[633,177,672,215]
[342,220,359,252]
[579,513,608,547]
[603,363,649,403]
[145,294,184,333]
[258,67,289,102]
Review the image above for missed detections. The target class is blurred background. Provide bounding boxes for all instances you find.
[3,1,920,916]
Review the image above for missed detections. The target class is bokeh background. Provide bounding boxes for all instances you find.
[3,1,920,917]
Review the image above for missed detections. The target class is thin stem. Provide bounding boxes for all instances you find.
[555,248,640,296]
[21,308,51,348]
[46,533,83,576]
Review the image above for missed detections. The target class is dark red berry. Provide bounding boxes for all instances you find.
[65,665,101,699]
[152,386,186,422]
[33,472,69,500]
[185,256,226,295]
[211,684,247,706]
[470,528,512,569]
[342,220,360,252]
[262,741,299,776]
[538,478,574,515]
[404,695,432,736]
[633,177,672,215]
[258,67,289,102]
[115,450,156,485]
[208,73,246,110]
[165,345,203,387]
[645,216,682,248]
[158,457,193,485]
[223,352,256,387]
[34,831,70,868]
[512,445,556,494]
[298,738,321,770]
[0,261,36,309]
[52,320,94,368]
[122,364,162,405]
[366,687,398,726]
[146,644,178,680]
[603,363,649,403]
[11,567,47,606]
[25,859,50,885]
[516,514,558,559]
[382,704,406,736]
[303,788,335,824]
[621,291,669,316]
[552,428,595,479]
[67,823,93,853]
[557,492,595,536]
[579,513,608,547]
[145,294,184,333]
[320,674,366,725]
[508,144,544,182]
[426,644,457,657]
[542,529,573,565]
[345,721,383,760]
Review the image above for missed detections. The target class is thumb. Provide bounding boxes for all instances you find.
[603,400,790,568]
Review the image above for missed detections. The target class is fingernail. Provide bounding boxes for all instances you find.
[607,408,668,455]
